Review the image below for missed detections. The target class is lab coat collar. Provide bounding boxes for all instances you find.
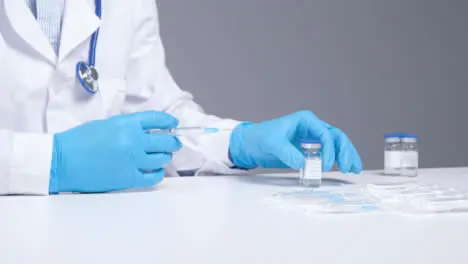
[58,0,100,63]
[3,0,57,65]
[3,0,100,65]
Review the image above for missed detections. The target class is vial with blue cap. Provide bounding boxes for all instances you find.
[299,139,322,188]
[401,134,418,177]
[384,133,403,176]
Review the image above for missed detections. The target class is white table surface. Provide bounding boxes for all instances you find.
[1,167,468,264]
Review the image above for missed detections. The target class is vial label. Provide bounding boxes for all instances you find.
[401,151,418,168]
[303,159,322,180]
[384,151,401,168]
[385,151,402,176]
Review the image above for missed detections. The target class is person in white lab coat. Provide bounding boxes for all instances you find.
[0,0,362,195]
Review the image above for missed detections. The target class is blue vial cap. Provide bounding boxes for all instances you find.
[401,134,418,139]
[300,139,321,144]
[384,132,405,138]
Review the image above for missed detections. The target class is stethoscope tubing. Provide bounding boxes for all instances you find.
[76,0,101,94]
[88,0,101,66]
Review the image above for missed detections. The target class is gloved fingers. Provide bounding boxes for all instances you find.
[337,148,353,173]
[331,127,361,174]
[128,111,179,130]
[134,169,165,189]
[331,129,352,173]
[319,132,335,172]
[320,120,334,129]
[266,140,305,170]
[261,157,290,168]
[137,153,173,171]
[351,162,362,174]
[295,111,335,171]
[350,146,363,174]
[144,133,182,153]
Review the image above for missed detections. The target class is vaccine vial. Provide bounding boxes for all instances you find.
[384,133,402,176]
[401,134,418,177]
[299,139,322,188]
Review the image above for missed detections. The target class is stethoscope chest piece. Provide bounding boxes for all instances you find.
[76,61,99,93]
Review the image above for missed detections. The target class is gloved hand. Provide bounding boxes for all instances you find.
[228,111,362,173]
[49,111,181,194]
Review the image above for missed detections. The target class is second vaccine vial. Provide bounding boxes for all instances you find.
[401,134,418,177]
[384,133,419,177]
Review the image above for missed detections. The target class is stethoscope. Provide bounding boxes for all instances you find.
[76,0,102,94]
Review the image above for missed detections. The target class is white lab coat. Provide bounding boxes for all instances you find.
[0,0,242,195]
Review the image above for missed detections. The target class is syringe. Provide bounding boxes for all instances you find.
[146,127,231,136]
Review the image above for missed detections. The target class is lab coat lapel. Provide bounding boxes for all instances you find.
[3,0,56,64]
[58,0,100,63]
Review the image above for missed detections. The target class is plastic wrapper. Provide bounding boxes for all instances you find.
[271,187,379,214]
[270,183,468,215]
[366,183,468,214]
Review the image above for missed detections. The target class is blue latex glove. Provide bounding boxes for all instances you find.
[49,111,181,194]
[229,111,362,173]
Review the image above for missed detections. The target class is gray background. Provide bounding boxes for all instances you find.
[158,0,468,171]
